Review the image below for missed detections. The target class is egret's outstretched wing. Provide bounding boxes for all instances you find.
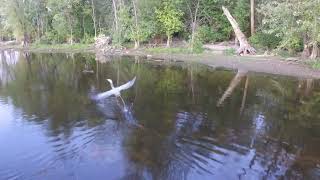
[93,89,116,100]
[92,76,136,100]
[118,76,136,91]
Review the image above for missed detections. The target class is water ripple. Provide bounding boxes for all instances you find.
[0,169,22,180]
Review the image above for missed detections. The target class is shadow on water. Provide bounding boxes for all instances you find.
[0,50,320,179]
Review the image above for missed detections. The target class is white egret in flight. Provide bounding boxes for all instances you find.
[94,76,136,101]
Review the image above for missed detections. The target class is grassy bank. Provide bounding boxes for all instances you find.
[0,43,94,53]
[30,43,92,50]
[307,60,320,70]
[145,47,193,54]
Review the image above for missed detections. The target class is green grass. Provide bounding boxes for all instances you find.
[29,43,92,50]
[146,47,196,54]
[308,59,320,69]
[275,49,299,58]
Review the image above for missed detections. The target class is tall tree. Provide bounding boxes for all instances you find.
[132,0,140,48]
[91,0,97,38]
[1,0,36,45]
[250,0,255,36]
[156,0,183,47]
[184,0,201,50]
[112,0,119,37]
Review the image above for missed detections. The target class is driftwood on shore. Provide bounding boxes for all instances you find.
[94,35,125,54]
[94,35,128,62]
[222,6,256,55]
[94,35,112,49]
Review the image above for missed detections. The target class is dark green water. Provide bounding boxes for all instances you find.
[0,51,320,180]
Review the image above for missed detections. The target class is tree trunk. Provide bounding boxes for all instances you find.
[166,35,171,48]
[301,34,310,59]
[23,32,29,47]
[222,6,256,55]
[91,0,97,38]
[41,18,44,36]
[67,13,73,44]
[112,0,120,44]
[250,0,255,36]
[302,44,310,59]
[134,40,140,49]
[132,0,140,49]
[310,42,319,59]
[234,36,239,46]
[70,27,73,45]
[187,0,200,51]
[191,22,196,49]
[98,16,102,34]
[112,0,119,32]
[37,16,41,40]
[82,16,86,35]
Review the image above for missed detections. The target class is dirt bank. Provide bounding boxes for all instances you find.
[125,51,320,79]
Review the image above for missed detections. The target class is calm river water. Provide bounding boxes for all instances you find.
[0,51,320,180]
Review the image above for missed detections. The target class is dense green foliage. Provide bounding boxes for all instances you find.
[249,32,281,50]
[258,0,320,57]
[0,0,247,46]
[0,0,319,57]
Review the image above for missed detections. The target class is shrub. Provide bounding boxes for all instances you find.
[309,59,320,69]
[197,25,230,43]
[286,36,303,53]
[191,39,204,54]
[80,34,95,44]
[276,49,292,58]
[197,25,216,43]
[189,32,204,54]
[33,31,61,44]
[249,32,281,50]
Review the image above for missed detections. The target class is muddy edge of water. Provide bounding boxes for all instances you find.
[2,47,320,79]
[128,52,320,79]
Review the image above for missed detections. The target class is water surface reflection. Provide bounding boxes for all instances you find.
[0,51,320,180]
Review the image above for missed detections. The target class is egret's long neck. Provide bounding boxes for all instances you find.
[109,81,115,89]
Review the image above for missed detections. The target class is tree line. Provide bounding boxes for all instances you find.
[0,0,319,59]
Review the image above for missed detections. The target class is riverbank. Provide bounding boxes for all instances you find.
[1,43,320,79]
[0,43,94,53]
[123,50,320,79]
[127,52,320,79]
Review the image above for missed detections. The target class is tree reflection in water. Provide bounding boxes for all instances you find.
[0,51,319,179]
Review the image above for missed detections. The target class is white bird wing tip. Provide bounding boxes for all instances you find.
[119,76,136,91]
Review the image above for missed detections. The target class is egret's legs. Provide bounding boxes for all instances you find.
[118,95,127,111]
